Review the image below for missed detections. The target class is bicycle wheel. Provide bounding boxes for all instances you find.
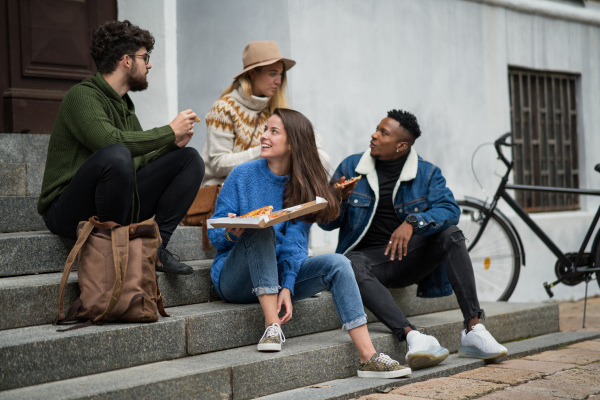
[457,200,521,302]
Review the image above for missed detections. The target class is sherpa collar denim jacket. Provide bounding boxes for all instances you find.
[319,148,460,298]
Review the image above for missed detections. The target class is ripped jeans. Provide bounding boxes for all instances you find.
[218,227,367,331]
[346,225,483,342]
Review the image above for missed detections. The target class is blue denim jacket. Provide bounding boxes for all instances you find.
[319,148,460,298]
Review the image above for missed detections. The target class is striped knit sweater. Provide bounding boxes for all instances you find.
[37,72,177,215]
[201,85,331,187]
[200,85,270,187]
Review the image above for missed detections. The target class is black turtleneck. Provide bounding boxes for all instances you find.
[355,153,408,250]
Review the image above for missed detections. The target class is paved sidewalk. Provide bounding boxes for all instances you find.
[355,297,600,400]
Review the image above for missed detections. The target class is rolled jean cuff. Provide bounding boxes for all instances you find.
[463,309,485,329]
[252,286,281,296]
[342,314,368,331]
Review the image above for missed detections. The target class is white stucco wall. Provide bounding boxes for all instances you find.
[118,0,178,130]
[120,0,600,303]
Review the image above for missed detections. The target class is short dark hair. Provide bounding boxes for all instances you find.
[387,109,422,141]
[91,20,154,74]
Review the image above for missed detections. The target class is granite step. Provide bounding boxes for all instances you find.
[0,301,559,399]
[258,330,600,400]
[0,225,214,277]
[0,259,213,330]
[0,196,45,233]
[0,260,459,331]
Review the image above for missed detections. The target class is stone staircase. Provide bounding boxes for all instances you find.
[0,133,560,399]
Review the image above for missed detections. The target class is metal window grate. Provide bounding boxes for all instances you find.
[508,67,580,212]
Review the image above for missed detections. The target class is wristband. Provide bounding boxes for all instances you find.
[223,230,240,242]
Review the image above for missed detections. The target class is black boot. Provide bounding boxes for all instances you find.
[155,245,193,275]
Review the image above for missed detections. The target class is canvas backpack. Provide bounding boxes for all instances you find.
[56,217,169,330]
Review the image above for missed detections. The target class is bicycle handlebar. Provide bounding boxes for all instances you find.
[494,132,513,168]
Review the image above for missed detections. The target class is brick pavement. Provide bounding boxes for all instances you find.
[355,297,600,400]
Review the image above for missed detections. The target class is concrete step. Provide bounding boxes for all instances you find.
[257,330,600,400]
[0,301,559,399]
[0,260,213,331]
[0,226,215,277]
[0,257,458,330]
[0,196,45,232]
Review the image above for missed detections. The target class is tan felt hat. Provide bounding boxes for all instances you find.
[233,41,296,79]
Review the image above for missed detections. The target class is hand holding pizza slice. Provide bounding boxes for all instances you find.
[333,175,361,200]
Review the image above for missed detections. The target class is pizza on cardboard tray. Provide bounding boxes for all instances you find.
[235,205,273,218]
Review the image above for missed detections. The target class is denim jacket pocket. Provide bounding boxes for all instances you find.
[400,198,428,215]
[347,194,371,228]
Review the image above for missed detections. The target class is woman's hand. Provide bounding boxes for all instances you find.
[226,213,245,237]
[277,288,293,324]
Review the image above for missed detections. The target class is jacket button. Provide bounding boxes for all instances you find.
[354,199,358,203]
[414,207,418,212]
[398,208,402,212]
[130,228,135,233]
[419,221,424,226]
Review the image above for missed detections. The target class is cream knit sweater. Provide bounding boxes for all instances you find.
[201,86,329,187]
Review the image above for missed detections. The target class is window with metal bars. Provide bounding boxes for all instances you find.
[508,67,580,212]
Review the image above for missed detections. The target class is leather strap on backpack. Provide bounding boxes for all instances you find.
[56,220,95,322]
[93,224,129,323]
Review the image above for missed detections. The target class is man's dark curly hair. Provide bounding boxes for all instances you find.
[387,109,422,141]
[91,20,155,74]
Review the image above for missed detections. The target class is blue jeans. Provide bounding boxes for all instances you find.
[218,228,367,331]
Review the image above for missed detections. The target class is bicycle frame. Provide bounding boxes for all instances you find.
[469,133,600,288]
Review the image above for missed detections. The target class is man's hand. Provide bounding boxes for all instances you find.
[277,288,293,324]
[170,109,198,148]
[385,222,414,261]
[333,176,359,201]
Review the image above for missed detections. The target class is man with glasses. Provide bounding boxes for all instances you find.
[38,20,204,275]
[319,109,507,370]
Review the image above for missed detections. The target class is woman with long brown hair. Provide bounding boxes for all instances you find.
[200,41,328,187]
[207,108,411,378]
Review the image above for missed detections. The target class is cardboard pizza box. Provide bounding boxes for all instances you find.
[206,197,328,229]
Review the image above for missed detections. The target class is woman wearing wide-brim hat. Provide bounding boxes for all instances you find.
[200,41,328,187]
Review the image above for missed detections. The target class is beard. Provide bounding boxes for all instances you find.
[127,64,149,92]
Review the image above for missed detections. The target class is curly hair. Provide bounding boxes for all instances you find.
[91,20,155,74]
[387,109,422,141]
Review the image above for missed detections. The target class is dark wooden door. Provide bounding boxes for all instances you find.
[1,0,116,133]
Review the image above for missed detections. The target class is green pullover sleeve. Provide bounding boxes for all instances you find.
[61,84,176,157]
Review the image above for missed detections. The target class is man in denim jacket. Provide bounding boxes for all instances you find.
[319,109,507,370]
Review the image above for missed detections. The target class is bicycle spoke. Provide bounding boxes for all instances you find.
[458,201,520,301]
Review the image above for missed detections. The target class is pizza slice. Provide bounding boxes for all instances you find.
[235,205,273,218]
[334,175,362,188]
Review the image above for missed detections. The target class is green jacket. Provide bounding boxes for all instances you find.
[38,73,177,216]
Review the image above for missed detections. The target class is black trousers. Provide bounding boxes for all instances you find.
[346,225,483,342]
[44,144,204,246]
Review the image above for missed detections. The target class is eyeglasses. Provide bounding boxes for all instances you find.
[127,53,151,65]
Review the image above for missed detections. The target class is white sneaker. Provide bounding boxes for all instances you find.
[405,330,449,369]
[459,323,508,359]
[257,323,285,352]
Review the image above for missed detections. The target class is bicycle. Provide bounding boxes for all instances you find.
[456,133,600,317]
